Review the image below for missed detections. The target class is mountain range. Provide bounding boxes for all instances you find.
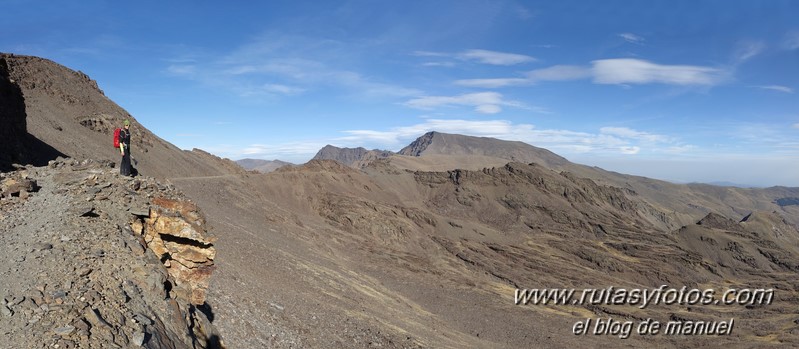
[2,52,799,348]
[235,158,294,173]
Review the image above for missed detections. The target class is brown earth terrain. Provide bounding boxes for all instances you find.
[2,52,799,348]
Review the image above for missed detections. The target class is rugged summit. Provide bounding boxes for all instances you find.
[312,145,393,168]
[398,131,570,169]
[0,158,221,348]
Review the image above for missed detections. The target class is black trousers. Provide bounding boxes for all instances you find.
[120,150,131,176]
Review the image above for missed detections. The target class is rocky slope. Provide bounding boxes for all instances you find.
[385,131,799,230]
[0,53,244,179]
[0,158,221,348]
[168,159,799,348]
[312,145,393,168]
[398,131,571,169]
[5,52,799,348]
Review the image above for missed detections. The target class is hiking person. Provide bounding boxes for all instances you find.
[118,119,132,176]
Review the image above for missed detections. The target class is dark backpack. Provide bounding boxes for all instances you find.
[113,128,121,148]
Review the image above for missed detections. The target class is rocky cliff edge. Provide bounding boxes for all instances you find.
[0,158,222,348]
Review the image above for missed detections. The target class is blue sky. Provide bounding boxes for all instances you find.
[3,0,798,186]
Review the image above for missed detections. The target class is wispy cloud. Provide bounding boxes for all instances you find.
[240,83,306,97]
[661,145,697,154]
[620,146,641,154]
[337,119,680,157]
[404,92,526,114]
[782,31,799,50]
[753,85,794,94]
[619,33,645,45]
[422,62,455,67]
[224,120,797,186]
[599,127,671,143]
[412,51,448,57]
[416,49,535,66]
[458,49,536,65]
[242,142,329,157]
[527,65,592,81]
[732,40,766,63]
[456,59,724,88]
[591,59,725,85]
[167,64,196,75]
[514,5,534,20]
[166,33,420,100]
[454,78,530,88]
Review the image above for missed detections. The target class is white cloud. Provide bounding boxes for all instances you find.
[619,33,645,45]
[422,62,455,67]
[338,119,682,158]
[475,104,502,114]
[526,65,592,81]
[237,83,305,97]
[336,130,403,144]
[454,78,530,88]
[458,49,536,65]
[599,127,670,143]
[660,145,696,154]
[412,51,448,57]
[220,120,796,186]
[166,64,196,75]
[515,6,534,20]
[793,123,799,129]
[454,60,722,89]
[242,142,328,157]
[753,85,794,93]
[591,59,724,85]
[782,31,799,50]
[733,40,766,63]
[405,92,522,114]
[166,33,420,100]
[620,146,641,154]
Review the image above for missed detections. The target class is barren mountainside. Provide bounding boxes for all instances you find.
[0,53,245,179]
[398,131,571,169]
[4,52,799,348]
[173,159,799,348]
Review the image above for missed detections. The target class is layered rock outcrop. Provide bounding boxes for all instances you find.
[137,198,216,305]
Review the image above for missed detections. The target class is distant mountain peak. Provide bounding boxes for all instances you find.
[398,131,570,169]
[696,212,741,231]
[312,145,393,167]
[398,131,436,156]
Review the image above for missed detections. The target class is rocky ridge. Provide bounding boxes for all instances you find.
[397,131,570,169]
[0,158,221,348]
[0,53,244,179]
[235,159,294,173]
[312,145,394,168]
